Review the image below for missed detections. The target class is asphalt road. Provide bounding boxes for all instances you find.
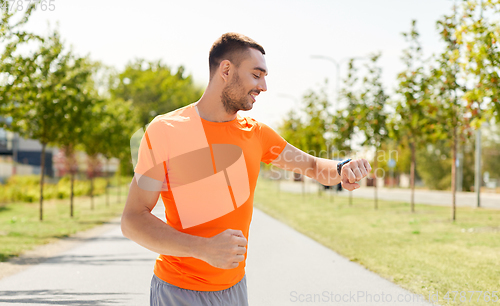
[0,198,433,305]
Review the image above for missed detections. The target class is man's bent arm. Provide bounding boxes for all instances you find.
[121,177,205,259]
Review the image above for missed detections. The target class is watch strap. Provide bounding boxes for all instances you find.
[337,159,352,176]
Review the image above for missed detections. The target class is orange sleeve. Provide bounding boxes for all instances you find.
[259,122,287,164]
[132,120,168,191]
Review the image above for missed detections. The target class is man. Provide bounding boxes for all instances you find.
[121,32,371,306]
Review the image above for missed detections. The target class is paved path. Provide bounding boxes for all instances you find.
[278,181,500,209]
[0,199,433,305]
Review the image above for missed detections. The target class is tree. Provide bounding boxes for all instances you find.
[332,59,360,206]
[278,109,304,146]
[52,51,97,217]
[299,85,330,160]
[99,97,138,206]
[0,29,85,221]
[79,97,107,210]
[430,7,470,221]
[455,0,500,125]
[355,53,389,209]
[110,59,203,127]
[392,20,434,213]
[1,0,38,52]
[1,0,39,175]
[277,84,331,196]
[332,59,359,154]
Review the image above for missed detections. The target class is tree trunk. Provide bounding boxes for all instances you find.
[301,177,305,200]
[65,144,76,218]
[410,141,416,213]
[374,150,378,210]
[106,158,110,206]
[451,126,457,221]
[117,166,121,204]
[90,176,94,210]
[39,143,46,221]
[70,171,75,218]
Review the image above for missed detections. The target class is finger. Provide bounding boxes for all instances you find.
[362,159,372,172]
[358,164,368,177]
[352,167,363,181]
[352,159,367,175]
[342,180,360,191]
[229,229,244,237]
[234,254,245,262]
[343,167,357,184]
[236,246,247,255]
[236,237,247,247]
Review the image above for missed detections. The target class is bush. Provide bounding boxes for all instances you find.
[6,175,40,186]
[0,175,110,203]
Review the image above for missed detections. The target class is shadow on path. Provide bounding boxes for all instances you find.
[8,253,153,266]
[0,289,138,305]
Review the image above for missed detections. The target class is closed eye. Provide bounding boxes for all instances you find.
[253,74,260,79]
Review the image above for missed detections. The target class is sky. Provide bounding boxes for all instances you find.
[21,0,455,129]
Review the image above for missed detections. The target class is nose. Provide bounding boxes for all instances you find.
[257,78,267,92]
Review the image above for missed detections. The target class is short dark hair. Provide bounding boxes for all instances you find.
[209,32,265,79]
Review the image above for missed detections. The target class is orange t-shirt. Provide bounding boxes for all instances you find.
[133,102,287,291]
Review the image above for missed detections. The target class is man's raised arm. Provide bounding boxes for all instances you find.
[270,143,372,190]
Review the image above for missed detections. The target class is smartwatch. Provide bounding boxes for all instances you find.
[337,158,352,176]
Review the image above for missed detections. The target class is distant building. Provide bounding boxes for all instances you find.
[0,118,55,181]
[0,117,122,182]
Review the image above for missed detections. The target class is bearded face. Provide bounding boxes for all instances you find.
[221,71,253,114]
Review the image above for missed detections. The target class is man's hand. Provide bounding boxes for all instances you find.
[198,229,248,269]
[341,159,372,191]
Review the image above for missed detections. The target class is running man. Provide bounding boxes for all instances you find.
[121,32,372,306]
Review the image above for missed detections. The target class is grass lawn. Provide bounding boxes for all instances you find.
[254,178,500,306]
[0,185,129,262]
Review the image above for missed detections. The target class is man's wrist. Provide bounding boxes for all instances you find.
[337,159,352,176]
[190,236,207,260]
[312,158,342,186]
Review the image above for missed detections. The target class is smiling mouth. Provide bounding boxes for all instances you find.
[250,92,259,102]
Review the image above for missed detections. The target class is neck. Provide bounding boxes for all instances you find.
[195,84,237,123]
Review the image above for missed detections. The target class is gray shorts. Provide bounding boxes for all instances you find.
[150,274,248,306]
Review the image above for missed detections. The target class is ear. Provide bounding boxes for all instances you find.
[219,60,231,83]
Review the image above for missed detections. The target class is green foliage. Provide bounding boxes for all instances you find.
[356,53,389,151]
[455,0,500,125]
[0,175,108,203]
[416,142,452,190]
[0,0,38,57]
[431,9,468,140]
[278,109,303,147]
[392,20,434,147]
[376,140,411,175]
[110,59,203,127]
[332,59,359,154]
[278,83,331,158]
[0,30,73,145]
[482,120,500,180]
